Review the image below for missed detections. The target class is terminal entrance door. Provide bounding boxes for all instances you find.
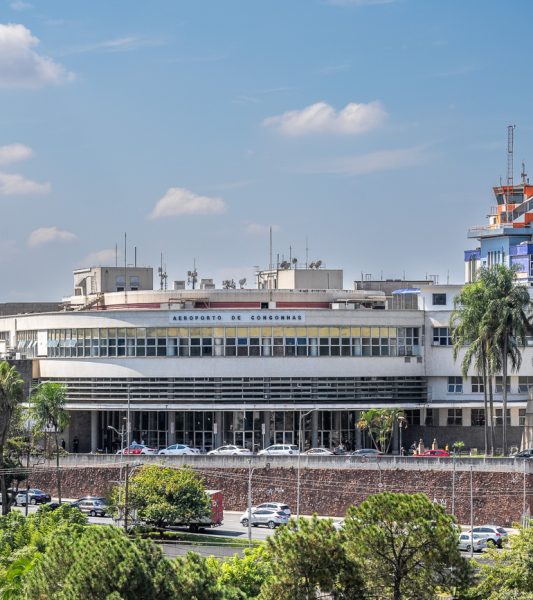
[271,411,295,445]
[224,411,261,451]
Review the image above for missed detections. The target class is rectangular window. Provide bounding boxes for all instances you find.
[432,327,451,346]
[471,409,485,426]
[424,409,434,427]
[495,376,511,393]
[519,408,526,426]
[495,408,511,426]
[432,293,447,306]
[471,376,484,393]
[518,376,533,393]
[448,376,463,393]
[404,409,420,425]
[447,408,462,426]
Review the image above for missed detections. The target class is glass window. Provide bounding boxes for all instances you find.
[471,409,485,426]
[495,409,511,426]
[471,376,484,393]
[447,408,462,426]
[519,408,526,426]
[495,376,511,393]
[432,293,447,305]
[448,376,463,393]
[518,376,533,393]
[432,327,451,346]
[424,409,434,426]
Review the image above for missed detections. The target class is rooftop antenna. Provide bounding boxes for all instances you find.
[521,161,528,184]
[134,246,137,268]
[124,233,127,301]
[269,226,273,271]
[187,259,198,290]
[305,236,309,269]
[158,252,168,290]
[115,243,118,267]
[507,124,515,189]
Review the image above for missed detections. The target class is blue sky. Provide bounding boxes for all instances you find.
[1,0,533,299]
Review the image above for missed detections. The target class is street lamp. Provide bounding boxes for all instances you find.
[397,415,407,455]
[296,409,316,519]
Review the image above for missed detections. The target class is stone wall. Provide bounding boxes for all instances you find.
[28,462,532,527]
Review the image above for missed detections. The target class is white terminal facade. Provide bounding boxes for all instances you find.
[0,255,530,454]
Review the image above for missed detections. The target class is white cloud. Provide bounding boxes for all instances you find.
[0,23,73,89]
[263,101,386,136]
[0,172,50,195]
[244,223,280,235]
[0,143,33,165]
[66,36,164,55]
[10,1,32,10]
[83,248,117,266]
[28,226,76,247]
[310,146,428,175]
[149,187,226,219]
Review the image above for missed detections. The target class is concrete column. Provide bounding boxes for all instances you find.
[167,411,176,445]
[510,407,520,427]
[439,408,448,427]
[333,412,341,445]
[263,411,271,448]
[462,407,472,427]
[419,406,427,426]
[214,411,223,447]
[90,411,98,452]
[391,419,399,454]
[311,410,318,448]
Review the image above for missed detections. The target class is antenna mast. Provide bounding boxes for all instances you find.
[507,124,515,188]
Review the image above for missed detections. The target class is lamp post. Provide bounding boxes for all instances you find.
[397,415,407,456]
[296,409,316,519]
[247,458,254,547]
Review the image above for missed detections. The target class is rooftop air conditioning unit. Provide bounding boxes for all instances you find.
[173,280,186,290]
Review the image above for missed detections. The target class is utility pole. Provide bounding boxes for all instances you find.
[124,462,130,534]
[523,459,528,527]
[296,409,315,519]
[451,451,456,517]
[470,465,474,559]
[247,459,254,547]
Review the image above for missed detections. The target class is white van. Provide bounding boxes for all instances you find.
[258,444,299,456]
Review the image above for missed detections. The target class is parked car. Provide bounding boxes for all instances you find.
[71,496,109,517]
[207,445,252,456]
[240,508,289,529]
[258,444,299,456]
[415,449,450,457]
[158,444,200,456]
[118,444,157,455]
[253,502,291,516]
[458,532,487,553]
[511,448,533,459]
[15,489,51,506]
[304,448,333,456]
[350,448,384,457]
[472,525,508,547]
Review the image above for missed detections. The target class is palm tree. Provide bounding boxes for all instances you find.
[0,361,24,514]
[484,265,531,454]
[30,382,70,503]
[451,279,494,455]
[356,409,403,453]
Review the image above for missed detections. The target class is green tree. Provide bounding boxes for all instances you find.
[467,524,533,600]
[114,464,211,531]
[209,545,272,599]
[259,515,365,600]
[484,265,531,454]
[0,362,24,515]
[30,382,70,503]
[343,492,471,600]
[356,408,403,453]
[451,279,494,455]
[22,525,181,599]
[174,552,227,600]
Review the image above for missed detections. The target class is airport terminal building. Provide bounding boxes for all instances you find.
[0,263,530,453]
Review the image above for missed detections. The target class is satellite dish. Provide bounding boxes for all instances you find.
[239,278,247,288]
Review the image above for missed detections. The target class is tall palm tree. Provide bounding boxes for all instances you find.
[0,361,24,514]
[30,382,70,503]
[484,265,531,454]
[451,280,494,455]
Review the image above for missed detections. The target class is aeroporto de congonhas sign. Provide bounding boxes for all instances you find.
[169,311,305,324]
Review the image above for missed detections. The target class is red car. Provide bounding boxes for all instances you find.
[415,449,450,458]
[119,444,157,455]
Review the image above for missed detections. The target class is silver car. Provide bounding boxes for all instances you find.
[158,444,200,455]
[472,525,508,548]
[258,444,299,456]
[305,448,333,456]
[240,508,289,529]
[254,502,291,516]
[458,533,487,553]
[207,445,252,456]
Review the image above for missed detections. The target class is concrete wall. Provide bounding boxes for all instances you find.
[28,456,533,526]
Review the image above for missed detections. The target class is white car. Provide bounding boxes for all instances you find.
[207,445,252,456]
[253,502,291,515]
[304,448,333,456]
[458,533,487,553]
[258,444,299,456]
[158,444,200,456]
[472,525,508,548]
[240,508,289,529]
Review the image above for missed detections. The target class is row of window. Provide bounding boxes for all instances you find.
[19,326,422,359]
[405,408,525,427]
[447,376,533,394]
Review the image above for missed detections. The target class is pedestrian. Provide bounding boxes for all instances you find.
[61,438,66,450]
[72,436,79,453]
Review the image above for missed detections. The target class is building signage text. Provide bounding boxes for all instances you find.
[169,311,305,324]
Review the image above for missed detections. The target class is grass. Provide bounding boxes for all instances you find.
[140,529,264,548]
